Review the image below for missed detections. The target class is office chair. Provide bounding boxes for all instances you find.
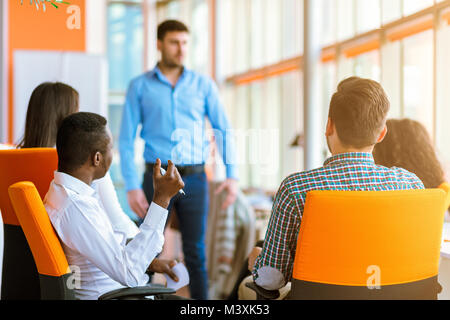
[247,188,448,300]
[8,181,175,300]
[0,148,57,300]
[439,183,450,209]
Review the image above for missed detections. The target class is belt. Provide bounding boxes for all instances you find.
[146,163,205,177]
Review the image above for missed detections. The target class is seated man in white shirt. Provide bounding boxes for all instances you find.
[44,112,185,300]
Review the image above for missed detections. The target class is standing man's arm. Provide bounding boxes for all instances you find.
[205,80,239,210]
[119,79,149,218]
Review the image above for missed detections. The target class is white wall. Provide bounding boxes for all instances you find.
[0,0,7,298]
[86,0,107,56]
[13,50,109,144]
[1,0,8,143]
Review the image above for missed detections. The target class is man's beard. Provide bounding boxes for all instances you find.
[162,56,183,69]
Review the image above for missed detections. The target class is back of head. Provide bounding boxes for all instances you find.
[329,77,390,149]
[373,119,445,188]
[157,19,189,41]
[19,82,79,148]
[56,112,108,173]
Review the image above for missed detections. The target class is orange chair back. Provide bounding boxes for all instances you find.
[8,182,69,277]
[8,182,74,300]
[439,182,450,210]
[0,148,58,299]
[291,189,446,299]
[0,148,57,226]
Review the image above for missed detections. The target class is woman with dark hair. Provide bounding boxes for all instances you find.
[373,118,446,189]
[18,82,79,148]
[18,82,139,238]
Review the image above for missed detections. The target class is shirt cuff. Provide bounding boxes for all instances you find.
[142,202,168,231]
[125,179,141,192]
[226,164,239,180]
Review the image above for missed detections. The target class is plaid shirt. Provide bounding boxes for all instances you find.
[252,152,425,289]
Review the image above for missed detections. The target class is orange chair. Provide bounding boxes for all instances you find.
[8,182,175,300]
[439,183,450,210]
[0,148,58,300]
[289,189,447,300]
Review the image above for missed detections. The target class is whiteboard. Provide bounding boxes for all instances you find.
[13,50,108,144]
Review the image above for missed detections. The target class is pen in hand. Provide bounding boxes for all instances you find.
[160,167,186,196]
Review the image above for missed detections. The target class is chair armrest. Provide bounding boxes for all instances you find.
[98,284,176,300]
[245,282,280,300]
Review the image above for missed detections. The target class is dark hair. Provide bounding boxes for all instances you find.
[373,119,445,188]
[329,77,390,148]
[18,82,79,148]
[56,112,109,172]
[157,20,189,41]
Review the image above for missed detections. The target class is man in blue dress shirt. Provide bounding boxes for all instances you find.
[119,20,239,300]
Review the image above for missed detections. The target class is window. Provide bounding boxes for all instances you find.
[107,2,143,92]
[402,30,434,135]
[107,0,144,220]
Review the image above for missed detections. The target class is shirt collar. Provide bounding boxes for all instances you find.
[54,171,96,197]
[149,64,189,86]
[323,152,375,167]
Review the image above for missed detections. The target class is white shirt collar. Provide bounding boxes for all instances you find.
[54,171,96,197]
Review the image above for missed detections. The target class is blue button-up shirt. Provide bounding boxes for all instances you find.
[119,66,238,191]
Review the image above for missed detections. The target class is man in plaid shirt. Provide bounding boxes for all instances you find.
[248,77,424,291]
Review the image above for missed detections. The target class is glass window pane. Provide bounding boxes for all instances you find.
[403,0,434,16]
[249,78,281,190]
[321,0,337,46]
[381,41,402,119]
[402,30,434,136]
[217,0,234,78]
[234,0,251,73]
[250,0,264,69]
[190,0,210,75]
[264,0,282,65]
[281,71,304,176]
[356,0,381,34]
[436,22,450,173]
[337,0,355,41]
[282,0,303,58]
[382,0,402,24]
[107,3,143,92]
[354,50,381,81]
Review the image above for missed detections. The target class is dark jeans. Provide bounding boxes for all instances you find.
[142,168,209,300]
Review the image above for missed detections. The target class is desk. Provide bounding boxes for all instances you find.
[439,222,450,300]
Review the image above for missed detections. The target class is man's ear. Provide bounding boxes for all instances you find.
[376,125,388,144]
[157,39,162,52]
[325,118,334,137]
[93,152,102,167]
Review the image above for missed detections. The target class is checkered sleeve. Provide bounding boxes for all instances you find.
[252,177,301,286]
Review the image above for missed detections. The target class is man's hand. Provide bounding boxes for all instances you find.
[152,159,185,209]
[215,178,238,210]
[148,258,179,282]
[127,189,150,219]
[248,247,262,272]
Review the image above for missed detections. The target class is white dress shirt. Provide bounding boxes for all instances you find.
[44,172,168,300]
[95,173,139,239]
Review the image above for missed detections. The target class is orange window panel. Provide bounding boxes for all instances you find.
[387,16,434,42]
[443,11,450,25]
[321,50,336,63]
[232,57,301,86]
[343,39,380,59]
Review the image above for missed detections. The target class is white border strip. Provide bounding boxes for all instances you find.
[1,0,8,143]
